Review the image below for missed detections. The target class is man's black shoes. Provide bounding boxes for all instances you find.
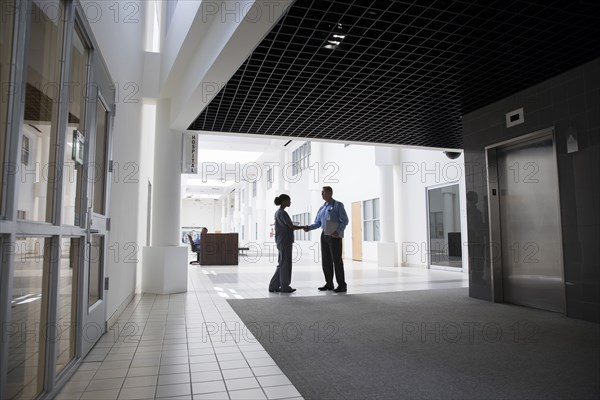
[333,286,347,293]
[280,288,296,293]
[268,288,280,293]
[318,285,334,291]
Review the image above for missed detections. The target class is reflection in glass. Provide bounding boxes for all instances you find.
[362,198,380,241]
[16,0,65,223]
[6,237,50,400]
[428,184,462,268]
[0,0,15,212]
[55,238,79,375]
[92,102,107,214]
[89,235,103,307]
[62,29,88,225]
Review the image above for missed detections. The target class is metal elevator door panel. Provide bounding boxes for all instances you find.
[497,134,564,312]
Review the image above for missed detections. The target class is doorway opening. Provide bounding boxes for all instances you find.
[426,183,463,270]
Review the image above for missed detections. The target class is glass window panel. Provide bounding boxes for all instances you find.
[7,237,50,400]
[363,199,373,220]
[0,0,15,213]
[63,29,88,225]
[374,220,380,241]
[92,102,107,214]
[55,238,79,375]
[373,198,380,219]
[88,235,103,307]
[17,0,66,223]
[364,221,372,241]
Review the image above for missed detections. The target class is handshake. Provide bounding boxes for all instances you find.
[301,225,310,232]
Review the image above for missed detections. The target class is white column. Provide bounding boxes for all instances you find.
[221,196,227,232]
[240,182,249,241]
[142,98,187,294]
[393,163,404,266]
[377,164,398,267]
[275,149,285,192]
[256,209,266,244]
[233,189,241,234]
[375,147,399,267]
[309,142,324,228]
[379,165,394,242]
[225,194,232,232]
[255,166,267,245]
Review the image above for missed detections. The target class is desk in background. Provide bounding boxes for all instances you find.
[200,233,238,265]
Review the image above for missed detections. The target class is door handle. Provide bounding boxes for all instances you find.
[90,229,99,234]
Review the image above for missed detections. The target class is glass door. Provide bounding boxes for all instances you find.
[80,89,113,357]
[427,183,463,270]
[1,1,116,398]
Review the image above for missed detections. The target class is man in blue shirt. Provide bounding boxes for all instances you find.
[305,186,349,292]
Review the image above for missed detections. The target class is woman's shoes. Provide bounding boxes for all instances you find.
[269,287,296,293]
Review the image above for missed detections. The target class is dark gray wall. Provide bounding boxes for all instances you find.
[462,58,600,322]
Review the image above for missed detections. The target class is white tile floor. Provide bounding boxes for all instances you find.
[56,253,468,399]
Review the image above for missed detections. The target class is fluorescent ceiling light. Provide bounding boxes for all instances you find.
[187,179,233,187]
[198,149,262,163]
[328,40,341,45]
[323,44,337,49]
[332,34,345,39]
[186,194,222,199]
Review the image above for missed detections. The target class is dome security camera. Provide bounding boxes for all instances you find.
[443,151,461,159]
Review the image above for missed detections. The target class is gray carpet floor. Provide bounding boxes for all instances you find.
[227,288,600,400]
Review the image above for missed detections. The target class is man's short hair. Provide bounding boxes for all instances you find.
[322,186,333,194]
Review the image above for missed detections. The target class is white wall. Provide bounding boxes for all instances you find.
[83,0,146,319]
[317,143,381,260]
[398,148,467,269]
[181,198,222,232]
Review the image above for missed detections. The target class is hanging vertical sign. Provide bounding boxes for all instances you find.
[182,133,198,174]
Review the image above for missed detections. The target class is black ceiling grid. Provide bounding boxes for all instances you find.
[189,0,600,149]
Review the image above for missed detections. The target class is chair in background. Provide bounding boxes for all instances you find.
[187,234,200,265]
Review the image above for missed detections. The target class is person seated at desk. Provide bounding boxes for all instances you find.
[194,227,208,250]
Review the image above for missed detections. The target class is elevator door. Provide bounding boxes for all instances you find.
[497,134,564,312]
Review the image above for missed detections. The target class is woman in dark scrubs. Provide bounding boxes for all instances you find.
[269,194,306,293]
